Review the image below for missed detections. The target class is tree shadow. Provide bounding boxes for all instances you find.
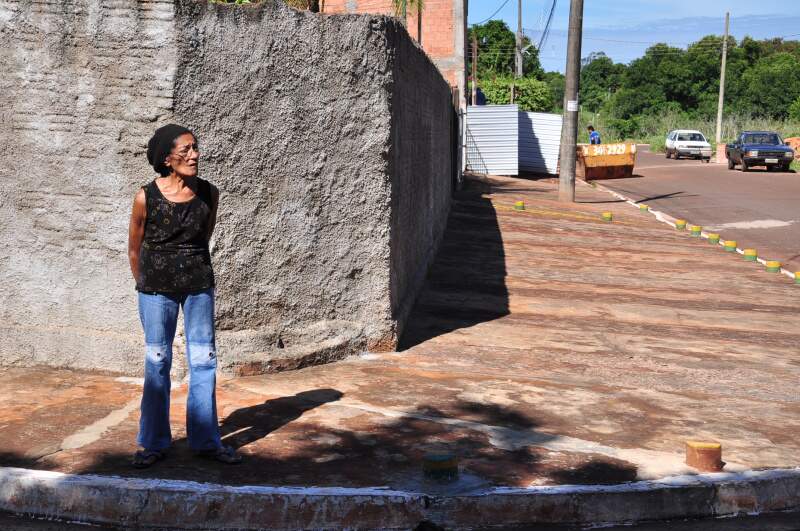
[217,388,343,449]
[0,394,651,528]
[398,178,509,350]
[1,396,644,490]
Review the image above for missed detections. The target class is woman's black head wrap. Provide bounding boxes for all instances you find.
[147,124,193,176]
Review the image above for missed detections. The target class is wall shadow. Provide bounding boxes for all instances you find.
[398,178,509,350]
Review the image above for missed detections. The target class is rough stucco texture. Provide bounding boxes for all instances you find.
[0,0,453,376]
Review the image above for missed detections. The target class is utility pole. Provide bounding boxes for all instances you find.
[714,12,729,146]
[558,0,584,202]
[471,33,478,105]
[515,0,523,78]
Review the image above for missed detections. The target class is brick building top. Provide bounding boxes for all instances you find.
[322,0,467,101]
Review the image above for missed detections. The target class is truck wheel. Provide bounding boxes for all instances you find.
[704,158,710,163]
[727,157,735,170]
[740,160,748,172]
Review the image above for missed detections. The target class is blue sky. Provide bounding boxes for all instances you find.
[468,1,799,72]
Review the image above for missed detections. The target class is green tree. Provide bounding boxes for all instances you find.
[468,21,543,80]
[742,53,800,119]
[580,52,625,112]
[542,71,565,111]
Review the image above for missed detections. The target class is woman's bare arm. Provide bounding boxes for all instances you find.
[207,184,219,241]
[128,189,147,285]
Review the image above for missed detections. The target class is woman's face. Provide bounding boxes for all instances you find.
[166,133,199,178]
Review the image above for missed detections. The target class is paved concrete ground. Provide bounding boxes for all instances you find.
[2,176,800,527]
[601,147,800,271]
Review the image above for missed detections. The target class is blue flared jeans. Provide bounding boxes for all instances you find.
[137,288,222,452]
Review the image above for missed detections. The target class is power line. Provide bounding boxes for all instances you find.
[523,29,727,49]
[583,36,720,46]
[473,0,511,26]
[537,0,557,51]
[478,46,722,55]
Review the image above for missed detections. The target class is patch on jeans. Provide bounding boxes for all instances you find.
[189,344,217,368]
[145,345,169,365]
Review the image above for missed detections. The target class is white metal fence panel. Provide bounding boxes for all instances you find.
[519,111,562,175]
[465,105,519,176]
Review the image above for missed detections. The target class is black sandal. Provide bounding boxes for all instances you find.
[132,448,167,469]
[196,445,242,464]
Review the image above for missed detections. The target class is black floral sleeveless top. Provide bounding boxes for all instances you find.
[136,178,216,294]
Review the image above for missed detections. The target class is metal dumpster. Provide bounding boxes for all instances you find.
[576,142,637,180]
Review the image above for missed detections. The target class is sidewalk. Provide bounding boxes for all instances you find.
[2,175,800,528]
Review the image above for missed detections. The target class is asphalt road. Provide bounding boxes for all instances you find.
[3,511,800,531]
[598,146,800,272]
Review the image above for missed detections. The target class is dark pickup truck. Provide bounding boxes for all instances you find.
[726,131,795,172]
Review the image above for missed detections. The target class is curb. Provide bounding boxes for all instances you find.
[587,181,797,281]
[2,467,800,529]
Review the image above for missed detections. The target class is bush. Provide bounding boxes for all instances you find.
[790,97,800,122]
[606,117,639,140]
[479,76,553,112]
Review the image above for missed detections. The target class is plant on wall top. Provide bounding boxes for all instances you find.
[211,0,322,9]
[392,0,424,44]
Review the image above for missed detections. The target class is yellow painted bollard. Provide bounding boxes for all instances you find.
[766,261,781,273]
[690,225,702,237]
[514,200,525,211]
[675,219,687,230]
[602,212,613,222]
[639,204,649,212]
[707,233,720,245]
[685,441,724,472]
[743,249,758,262]
[723,240,737,252]
[795,272,800,285]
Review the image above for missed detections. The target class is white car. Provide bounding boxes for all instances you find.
[665,130,713,162]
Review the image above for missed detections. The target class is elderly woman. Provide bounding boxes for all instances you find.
[127,124,241,468]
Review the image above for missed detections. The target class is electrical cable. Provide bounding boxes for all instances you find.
[537,0,557,51]
[473,0,511,26]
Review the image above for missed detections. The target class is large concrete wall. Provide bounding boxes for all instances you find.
[386,22,454,343]
[0,0,452,376]
[0,0,177,373]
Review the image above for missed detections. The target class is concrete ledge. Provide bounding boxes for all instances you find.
[2,467,799,529]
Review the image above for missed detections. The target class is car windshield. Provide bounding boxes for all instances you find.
[677,133,705,142]
[743,133,781,145]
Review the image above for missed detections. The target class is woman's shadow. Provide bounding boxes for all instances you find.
[219,388,343,449]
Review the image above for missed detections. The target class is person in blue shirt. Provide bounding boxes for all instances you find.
[588,125,601,145]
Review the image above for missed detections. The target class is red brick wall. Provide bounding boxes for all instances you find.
[323,0,462,87]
